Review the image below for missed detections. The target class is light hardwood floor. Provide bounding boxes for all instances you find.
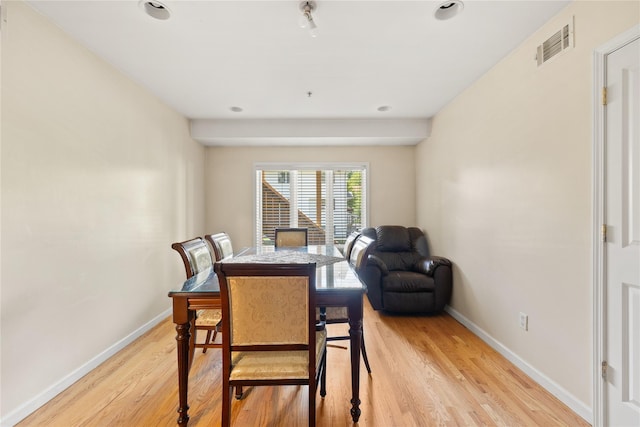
[18,299,590,427]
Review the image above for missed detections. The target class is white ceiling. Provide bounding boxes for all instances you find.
[26,0,570,145]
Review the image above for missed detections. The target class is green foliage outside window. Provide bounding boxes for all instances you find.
[347,171,362,224]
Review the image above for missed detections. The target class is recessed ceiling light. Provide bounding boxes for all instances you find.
[434,0,464,20]
[230,106,243,113]
[377,105,392,112]
[139,0,171,20]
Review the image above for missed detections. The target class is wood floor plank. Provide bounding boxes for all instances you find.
[17,299,590,427]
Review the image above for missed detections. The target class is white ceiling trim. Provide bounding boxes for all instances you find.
[190,118,432,146]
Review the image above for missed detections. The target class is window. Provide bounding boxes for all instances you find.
[255,163,368,247]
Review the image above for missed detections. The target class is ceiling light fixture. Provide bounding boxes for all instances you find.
[139,0,171,20]
[299,1,318,38]
[434,0,464,20]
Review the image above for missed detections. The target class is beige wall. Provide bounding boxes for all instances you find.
[416,0,639,413]
[205,145,416,248]
[0,2,205,420]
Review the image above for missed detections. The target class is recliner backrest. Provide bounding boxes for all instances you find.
[362,226,430,272]
[375,225,411,252]
[408,227,430,258]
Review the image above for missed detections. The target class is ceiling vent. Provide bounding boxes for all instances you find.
[536,17,574,66]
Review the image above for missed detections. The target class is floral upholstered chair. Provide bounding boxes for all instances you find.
[214,262,327,427]
[274,227,308,248]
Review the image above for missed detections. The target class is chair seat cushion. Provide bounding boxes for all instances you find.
[230,329,326,381]
[196,309,222,326]
[382,271,435,293]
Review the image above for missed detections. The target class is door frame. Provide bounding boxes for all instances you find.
[592,24,640,427]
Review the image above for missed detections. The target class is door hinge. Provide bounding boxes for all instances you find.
[602,87,607,106]
[602,224,607,242]
[602,360,608,379]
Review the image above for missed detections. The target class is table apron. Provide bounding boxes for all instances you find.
[188,298,222,311]
[317,292,364,307]
[173,293,363,313]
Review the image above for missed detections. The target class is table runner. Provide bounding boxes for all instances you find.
[225,249,345,267]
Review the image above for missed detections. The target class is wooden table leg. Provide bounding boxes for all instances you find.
[173,297,195,426]
[188,316,196,371]
[348,298,363,422]
[176,321,191,426]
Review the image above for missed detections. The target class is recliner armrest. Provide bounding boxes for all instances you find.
[367,254,389,276]
[413,256,452,276]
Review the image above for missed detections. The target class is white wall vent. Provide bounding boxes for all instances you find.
[536,17,574,66]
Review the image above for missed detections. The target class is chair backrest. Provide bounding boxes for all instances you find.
[215,262,317,349]
[274,227,308,248]
[171,237,214,278]
[205,232,234,261]
[342,231,361,259]
[349,235,375,272]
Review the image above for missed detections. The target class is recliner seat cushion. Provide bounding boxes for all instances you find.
[382,271,435,293]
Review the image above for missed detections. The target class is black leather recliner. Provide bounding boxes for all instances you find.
[359,225,452,314]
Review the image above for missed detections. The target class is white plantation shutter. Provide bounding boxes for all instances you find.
[255,164,367,248]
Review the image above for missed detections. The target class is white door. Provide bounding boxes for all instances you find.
[605,36,640,427]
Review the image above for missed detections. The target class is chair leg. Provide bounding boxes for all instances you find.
[361,334,372,374]
[309,383,316,427]
[222,383,232,427]
[235,386,243,400]
[320,351,327,397]
[202,330,212,354]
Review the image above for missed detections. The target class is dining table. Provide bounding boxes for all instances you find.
[167,244,366,426]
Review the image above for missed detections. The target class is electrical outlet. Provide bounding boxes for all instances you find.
[519,312,528,331]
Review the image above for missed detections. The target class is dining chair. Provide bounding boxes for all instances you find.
[342,230,361,258]
[214,262,327,427]
[205,232,234,260]
[171,237,222,354]
[319,234,375,373]
[204,231,245,399]
[349,235,375,271]
[272,227,348,367]
[274,227,308,248]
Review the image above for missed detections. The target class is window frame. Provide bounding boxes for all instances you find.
[254,162,369,248]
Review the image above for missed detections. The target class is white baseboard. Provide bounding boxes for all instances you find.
[0,307,172,427]
[445,306,593,424]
